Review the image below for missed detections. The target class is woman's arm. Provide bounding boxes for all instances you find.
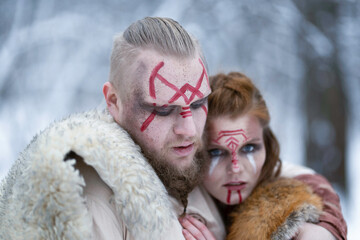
[295,222,336,240]
[295,174,347,240]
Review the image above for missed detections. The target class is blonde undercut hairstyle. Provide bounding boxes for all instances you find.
[109,17,207,97]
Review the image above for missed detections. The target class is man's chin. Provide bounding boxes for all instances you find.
[167,154,196,171]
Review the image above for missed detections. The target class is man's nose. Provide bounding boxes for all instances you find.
[173,114,196,137]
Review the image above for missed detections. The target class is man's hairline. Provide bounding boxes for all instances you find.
[117,47,205,101]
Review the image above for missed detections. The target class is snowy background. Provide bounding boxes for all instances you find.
[0,0,358,238]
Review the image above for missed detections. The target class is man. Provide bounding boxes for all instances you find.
[0,16,219,240]
[0,17,346,239]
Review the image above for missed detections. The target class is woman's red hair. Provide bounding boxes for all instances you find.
[207,72,281,186]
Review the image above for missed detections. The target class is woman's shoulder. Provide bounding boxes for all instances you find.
[227,177,323,240]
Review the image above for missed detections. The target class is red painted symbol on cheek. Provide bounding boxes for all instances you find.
[141,59,210,131]
[201,105,208,116]
[141,111,156,132]
[140,104,168,132]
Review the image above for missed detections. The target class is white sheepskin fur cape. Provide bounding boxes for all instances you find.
[0,109,176,239]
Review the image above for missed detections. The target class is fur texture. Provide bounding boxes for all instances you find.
[227,178,323,240]
[0,109,176,239]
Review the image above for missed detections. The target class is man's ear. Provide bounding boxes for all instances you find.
[103,82,122,123]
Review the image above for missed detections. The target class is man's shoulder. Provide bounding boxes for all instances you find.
[0,108,179,240]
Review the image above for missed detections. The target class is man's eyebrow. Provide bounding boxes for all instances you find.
[140,101,175,110]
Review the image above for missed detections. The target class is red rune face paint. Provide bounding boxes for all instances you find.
[141,59,210,131]
[140,104,168,132]
[141,111,156,132]
[226,190,243,204]
[238,190,242,204]
[226,190,242,204]
[213,129,248,172]
[180,106,192,118]
[201,105,208,116]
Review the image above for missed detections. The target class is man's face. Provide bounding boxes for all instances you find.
[118,49,211,172]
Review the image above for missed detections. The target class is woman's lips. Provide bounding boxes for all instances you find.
[173,143,194,156]
[223,182,246,191]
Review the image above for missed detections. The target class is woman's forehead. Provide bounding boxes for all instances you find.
[208,115,262,136]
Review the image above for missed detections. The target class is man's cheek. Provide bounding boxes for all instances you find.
[140,118,168,142]
[123,107,149,134]
[193,110,207,133]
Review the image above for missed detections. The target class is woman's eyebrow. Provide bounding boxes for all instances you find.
[243,137,261,143]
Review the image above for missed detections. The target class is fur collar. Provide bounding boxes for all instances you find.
[0,109,175,239]
[227,178,323,240]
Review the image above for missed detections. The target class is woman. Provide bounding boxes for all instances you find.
[180,72,346,239]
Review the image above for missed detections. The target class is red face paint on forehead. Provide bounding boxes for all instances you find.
[140,59,210,132]
[149,59,209,104]
[213,129,249,173]
[213,129,248,144]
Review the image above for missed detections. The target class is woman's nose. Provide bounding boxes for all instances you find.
[228,154,244,174]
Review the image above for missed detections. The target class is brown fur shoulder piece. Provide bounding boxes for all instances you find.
[227,178,323,240]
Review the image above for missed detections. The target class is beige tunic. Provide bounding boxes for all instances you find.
[80,160,225,240]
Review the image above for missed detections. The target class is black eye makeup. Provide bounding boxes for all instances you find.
[240,143,262,154]
[190,97,208,110]
[153,105,176,116]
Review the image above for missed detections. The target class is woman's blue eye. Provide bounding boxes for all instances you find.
[208,149,223,157]
[241,144,255,153]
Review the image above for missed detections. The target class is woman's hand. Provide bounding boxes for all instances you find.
[294,223,336,240]
[179,215,216,240]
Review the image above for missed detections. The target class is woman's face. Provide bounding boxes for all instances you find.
[203,114,266,205]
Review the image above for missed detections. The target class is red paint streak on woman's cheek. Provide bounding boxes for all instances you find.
[238,190,242,204]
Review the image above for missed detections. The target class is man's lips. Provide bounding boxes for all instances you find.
[173,143,194,156]
[223,181,246,191]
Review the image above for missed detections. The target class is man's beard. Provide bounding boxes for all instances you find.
[137,138,208,213]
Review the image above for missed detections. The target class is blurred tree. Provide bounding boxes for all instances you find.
[294,0,347,192]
